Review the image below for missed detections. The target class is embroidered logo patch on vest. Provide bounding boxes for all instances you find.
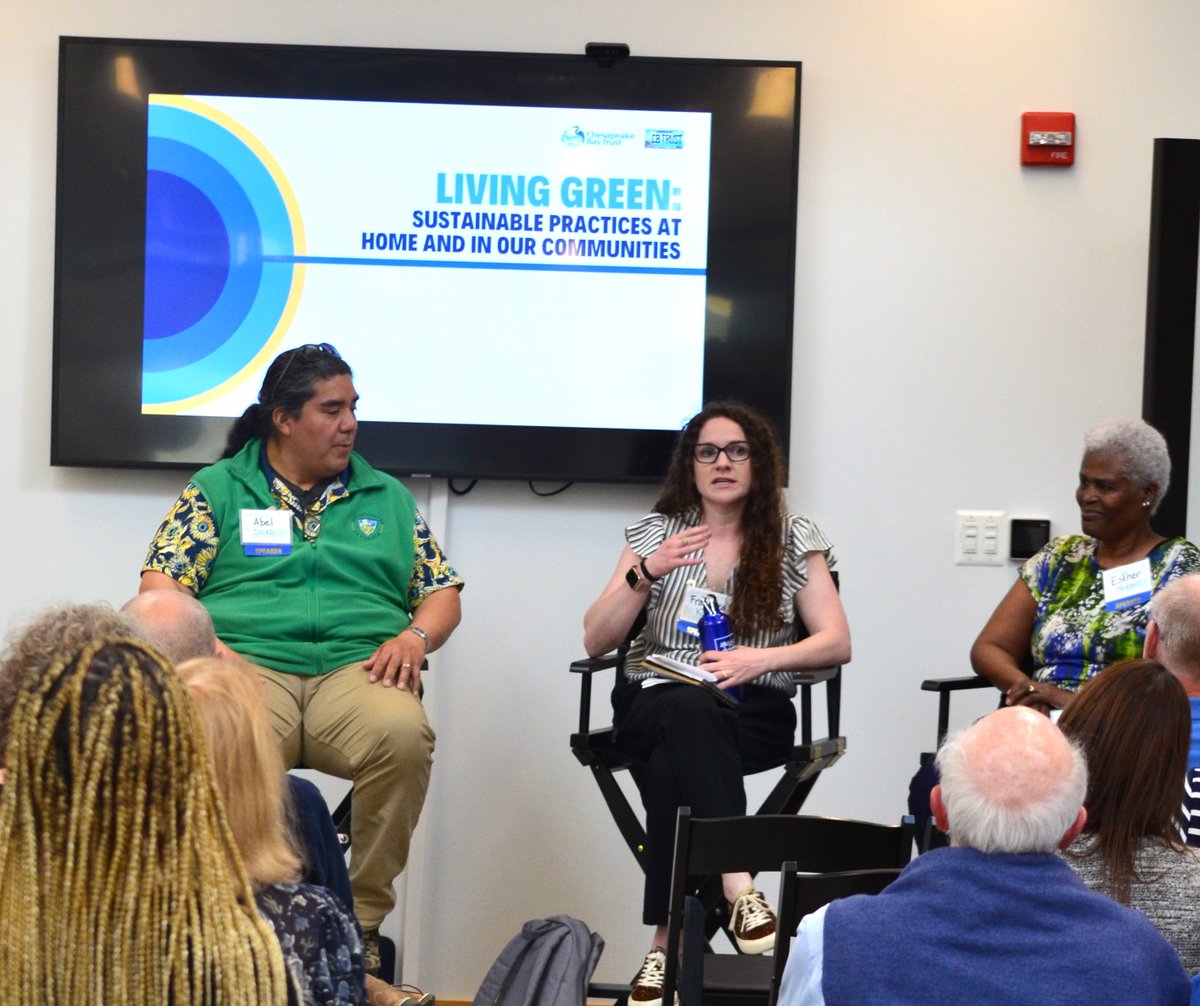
[354,515,383,538]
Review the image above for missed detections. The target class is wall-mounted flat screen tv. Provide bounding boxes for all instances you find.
[52,36,801,482]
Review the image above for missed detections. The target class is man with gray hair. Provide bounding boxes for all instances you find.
[780,707,1189,1005]
[120,589,223,664]
[1144,572,1200,845]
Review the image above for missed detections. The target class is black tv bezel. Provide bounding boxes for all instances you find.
[52,36,801,483]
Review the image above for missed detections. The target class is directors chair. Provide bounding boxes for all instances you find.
[569,581,847,981]
[569,631,845,877]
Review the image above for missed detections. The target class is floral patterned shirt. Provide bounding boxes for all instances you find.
[1021,535,1200,690]
[256,882,367,1006]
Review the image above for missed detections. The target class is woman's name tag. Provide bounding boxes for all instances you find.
[675,584,731,637]
[1102,558,1151,612]
[240,508,292,556]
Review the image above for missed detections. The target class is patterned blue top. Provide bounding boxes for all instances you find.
[1020,535,1200,690]
[256,881,367,1006]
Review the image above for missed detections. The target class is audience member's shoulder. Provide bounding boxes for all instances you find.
[1147,840,1200,887]
[287,773,324,802]
[259,881,359,937]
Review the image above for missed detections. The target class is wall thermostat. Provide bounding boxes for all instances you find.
[1010,518,1051,560]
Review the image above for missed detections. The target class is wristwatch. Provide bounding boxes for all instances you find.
[625,564,651,592]
[406,625,430,646]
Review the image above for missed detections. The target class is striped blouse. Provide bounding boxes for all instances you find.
[622,509,836,695]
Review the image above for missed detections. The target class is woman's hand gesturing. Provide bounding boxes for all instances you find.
[643,525,711,580]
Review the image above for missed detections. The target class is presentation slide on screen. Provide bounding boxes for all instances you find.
[141,94,712,429]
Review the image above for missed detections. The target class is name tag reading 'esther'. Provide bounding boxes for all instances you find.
[240,508,292,556]
[1102,558,1152,612]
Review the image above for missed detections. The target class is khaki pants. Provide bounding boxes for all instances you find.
[254,660,436,930]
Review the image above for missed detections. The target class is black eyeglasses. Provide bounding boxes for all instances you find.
[267,343,341,403]
[693,441,751,464]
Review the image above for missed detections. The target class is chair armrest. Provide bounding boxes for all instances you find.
[920,675,1000,748]
[793,666,839,686]
[793,665,842,745]
[569,651,626,737]
[569,652,623,674]
[919,675,993,693]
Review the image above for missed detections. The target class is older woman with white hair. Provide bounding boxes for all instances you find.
[971,418,1200,713]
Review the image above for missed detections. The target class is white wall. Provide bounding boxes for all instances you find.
[5,0,1200,996]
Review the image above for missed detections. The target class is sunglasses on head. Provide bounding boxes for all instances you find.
[267,343,341,403]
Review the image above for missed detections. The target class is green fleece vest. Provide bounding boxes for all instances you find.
[192,439,417,676]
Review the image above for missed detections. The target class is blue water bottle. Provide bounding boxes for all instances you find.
[698,594,735,653]
[699,594,741,700]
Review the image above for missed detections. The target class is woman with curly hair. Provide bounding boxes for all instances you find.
[584,401,851,1006]
[0,638,289,1005]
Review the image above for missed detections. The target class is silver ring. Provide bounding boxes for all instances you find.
[1027,683,1037,694]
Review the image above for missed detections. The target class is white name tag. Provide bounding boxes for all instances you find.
[675,584,731,637]
[240,508,292,556]
[1102,558,1152,612]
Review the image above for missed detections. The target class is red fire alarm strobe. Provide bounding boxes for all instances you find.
[1022,112,1075,166]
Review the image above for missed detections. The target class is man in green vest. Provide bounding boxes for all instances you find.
[140,343,464,973]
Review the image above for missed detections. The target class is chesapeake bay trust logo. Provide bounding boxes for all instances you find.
[560,125,638,148]
[645,129,684,149]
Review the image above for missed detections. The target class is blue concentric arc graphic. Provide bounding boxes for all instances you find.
[142,100,299,409]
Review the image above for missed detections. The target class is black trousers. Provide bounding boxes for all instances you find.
[614,681,797,925]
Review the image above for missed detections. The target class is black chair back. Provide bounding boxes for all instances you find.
[767,866,903,1006]
[664,809,915,1006]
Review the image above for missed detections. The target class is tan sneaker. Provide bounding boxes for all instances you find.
[729,886,776,954]
[629,949,667,1006]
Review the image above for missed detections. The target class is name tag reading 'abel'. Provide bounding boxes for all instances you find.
[1102,558,1151,612]
[240,508,292,556]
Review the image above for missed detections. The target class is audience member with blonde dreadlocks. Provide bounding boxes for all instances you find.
[0,601,135,760]
[0,638,290,1005]
[179,655,368,1006]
